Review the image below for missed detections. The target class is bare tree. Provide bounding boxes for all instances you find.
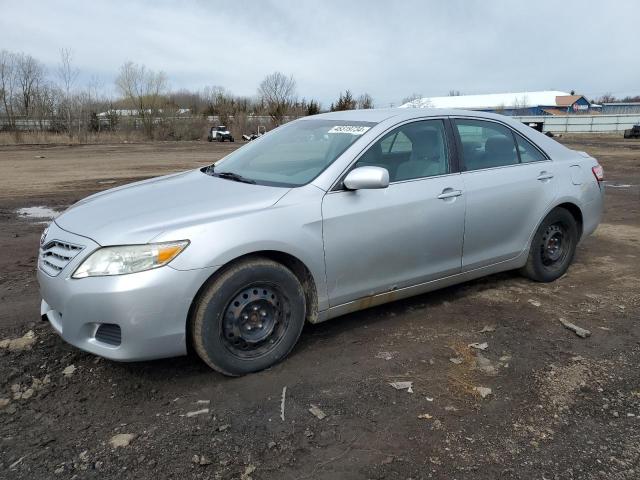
[356,93,374,109]
[448,90,461,96]
[16,53,45,117]
[401,93,422,105]
[0,50,18,131]
[31,81,58,131]
[115,61,168,138]
[597,93,616,104]
[56,48,79,138]
[258,72,296,125]
[511,94,529,115]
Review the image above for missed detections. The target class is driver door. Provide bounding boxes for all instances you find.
[321,119,465,307]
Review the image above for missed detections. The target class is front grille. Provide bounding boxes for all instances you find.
[95,324,122,346]
[39,240,84,276]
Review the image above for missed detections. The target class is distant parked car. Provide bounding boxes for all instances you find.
[208,125,234,142]
[38,109,604,376]
[623,125,640,139]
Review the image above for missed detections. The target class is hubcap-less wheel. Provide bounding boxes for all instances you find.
[191,257,306,376]
[221,284,290,358]
[521,208,578,283]
[540,223,566,266]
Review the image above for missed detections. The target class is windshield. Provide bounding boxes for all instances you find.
[209,119,376,187]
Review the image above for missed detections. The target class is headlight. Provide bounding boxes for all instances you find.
[40,225,50,247]
[72,241,189,278]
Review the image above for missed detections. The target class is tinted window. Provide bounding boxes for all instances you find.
[516,134,546,163]
[356,120,449,182]
[455,119,518,171]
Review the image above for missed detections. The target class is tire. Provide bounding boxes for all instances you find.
[230,137,235,142]
[520,208,578,282]
[191,258,306,376]
[624,130,631,139]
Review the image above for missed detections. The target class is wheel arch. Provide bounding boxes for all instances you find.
[522,199,585,263]
[186,250,319,354]
[555,201,584,240]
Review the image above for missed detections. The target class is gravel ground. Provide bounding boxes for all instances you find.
[0,136,639,479]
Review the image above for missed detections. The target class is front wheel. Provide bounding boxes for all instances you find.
[520,208,578,282]
[191,258,306,376]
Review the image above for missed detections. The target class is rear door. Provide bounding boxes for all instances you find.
[452,118,558,271]
[322,119,466,307]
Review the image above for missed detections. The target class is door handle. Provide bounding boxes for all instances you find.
[537,171,554,181]
[437,189,463,200]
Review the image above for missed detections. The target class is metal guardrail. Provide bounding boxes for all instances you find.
[512,114,640,133]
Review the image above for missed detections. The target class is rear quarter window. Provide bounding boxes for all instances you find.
[515,134,547,162]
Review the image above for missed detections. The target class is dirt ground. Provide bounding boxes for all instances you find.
[1,136,639,479]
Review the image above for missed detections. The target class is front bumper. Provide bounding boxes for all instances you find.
[38,222,217,361]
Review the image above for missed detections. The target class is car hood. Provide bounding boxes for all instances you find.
[55,169,290,245]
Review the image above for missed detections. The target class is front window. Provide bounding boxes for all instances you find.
[355,119,450,182]
[209,119,376,187]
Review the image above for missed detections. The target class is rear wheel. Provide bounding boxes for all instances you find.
[520,208,578,282]
[191,258,306,376]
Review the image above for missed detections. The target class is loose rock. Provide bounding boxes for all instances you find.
[241,464,257,480]
[389,381,414,393]
[109,433,135,448]
[474,386,493,399]
[0,330,36,351]
[308,404,327,420]
[186,408,209,418]
[192,454,211,465]
[559,318,591,338]
[475,354,498,376]
[62,365,76,377]
[468,342,488,351]
[20,388,34,400]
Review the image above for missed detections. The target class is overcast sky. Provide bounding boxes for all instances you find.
[1,0,638,106]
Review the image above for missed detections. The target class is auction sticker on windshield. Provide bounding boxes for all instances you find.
[328,125,371,135]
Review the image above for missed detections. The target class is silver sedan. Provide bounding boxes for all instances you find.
[38,108,604,375]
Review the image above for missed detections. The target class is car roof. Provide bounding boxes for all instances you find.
[305,107,514,124]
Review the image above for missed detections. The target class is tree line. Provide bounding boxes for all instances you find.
[0,49,377,142]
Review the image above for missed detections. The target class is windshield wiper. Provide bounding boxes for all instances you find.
[213,171,256,184]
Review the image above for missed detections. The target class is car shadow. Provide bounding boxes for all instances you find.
[105,269,521,382]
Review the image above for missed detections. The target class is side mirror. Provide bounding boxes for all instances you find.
[343,166,390,190]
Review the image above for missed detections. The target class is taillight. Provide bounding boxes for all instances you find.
[592,165,604,183]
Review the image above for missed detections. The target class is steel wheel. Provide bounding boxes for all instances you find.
[521,208,578,283]
[540,223,568,266]
[221,284,290,358]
